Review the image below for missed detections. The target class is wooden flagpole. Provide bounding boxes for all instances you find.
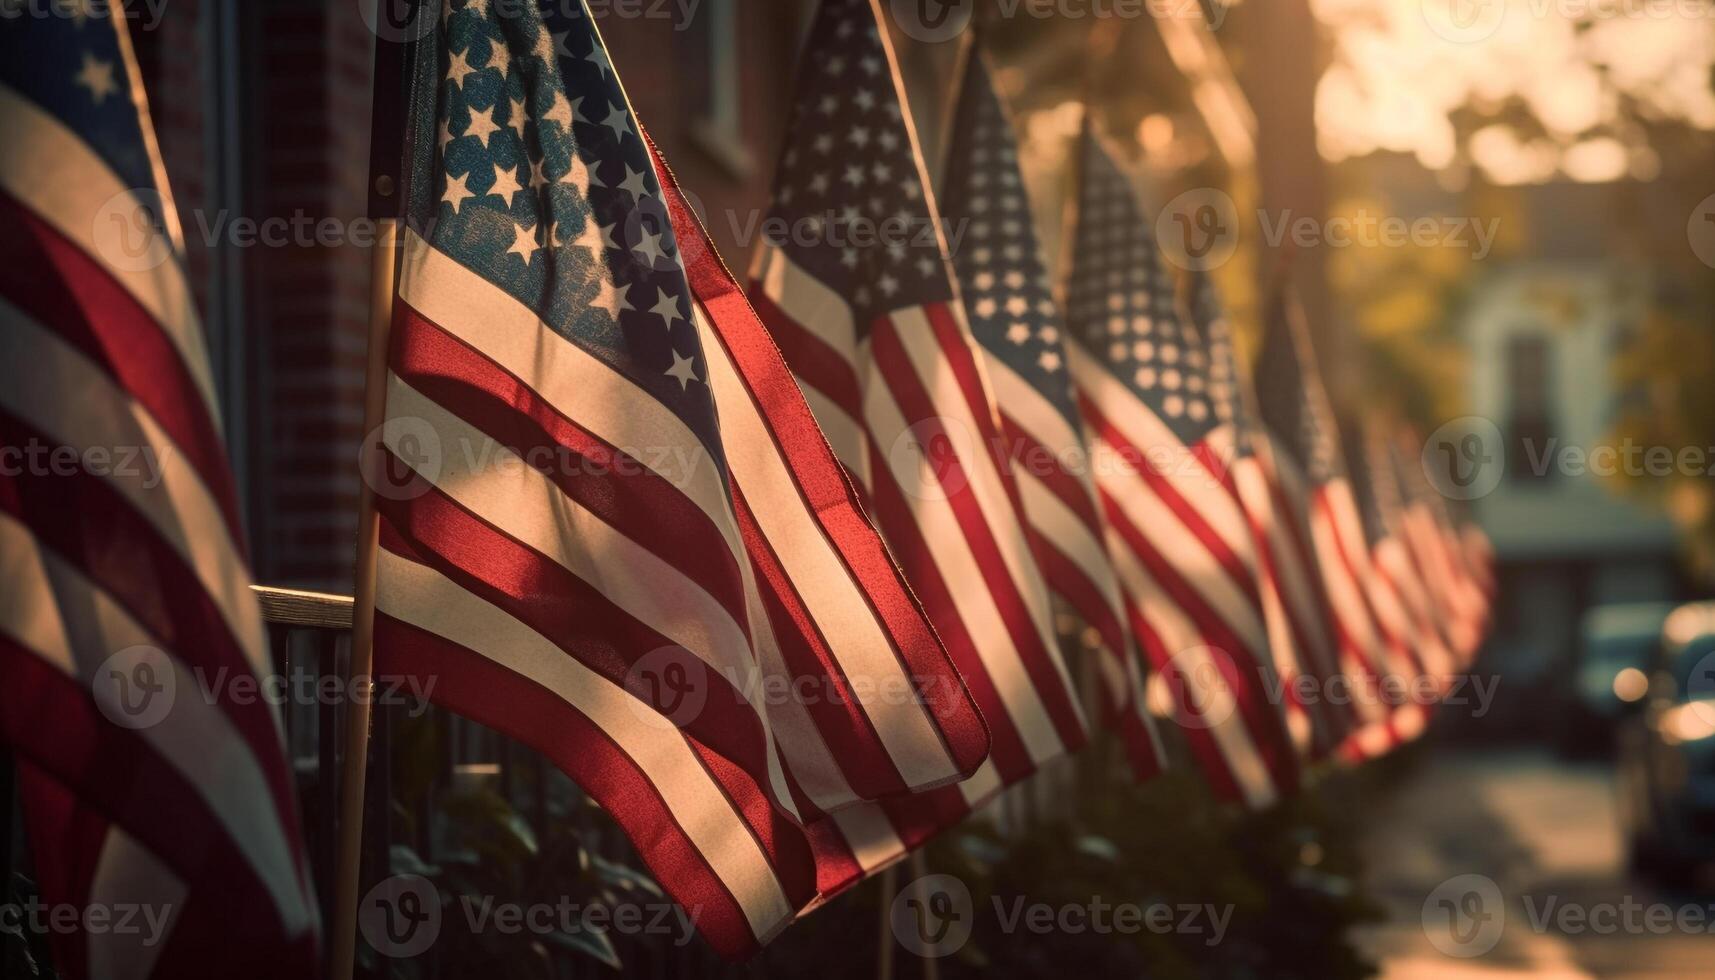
[876,864,898,980]
[331,9,415,976]
[329,213,396,980]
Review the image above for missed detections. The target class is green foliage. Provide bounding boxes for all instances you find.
[750,757,1386,980]
[362,711,661,978]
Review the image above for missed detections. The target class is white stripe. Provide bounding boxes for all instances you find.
[754,242,856,358]
[955,757,1005,806]
[381,376,802,821]
[396,231,748,578]
[694,302,962,792]
[826,803,905,881]
[1102,518,1277,809]
[1016,468,1122,618]
[862,375,1067,765]
[1243,454,1334,658]
[0,299,272,700]
[0,513,312,937]
[1091,447,1269,657]
[795,378,869,487]
[1307,502,1392,725]
[984,356,1083,462]
[0,83,218,434]
[87,826,185,980]
[1375,539,1457,678]
[1072,346,1256,562]
[376,550,795,938]
[887,307,1079,714]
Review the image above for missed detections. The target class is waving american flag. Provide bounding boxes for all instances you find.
[1187,273,1349,760]
[1253,290,1416,758]
[1339,419,1450,756]
[748,0,1087,876]
[941,52,1162,781]
[1064,123,1297,807]
[0,10,317,978]
[368,0,991,957]
[1394,428,1490,665]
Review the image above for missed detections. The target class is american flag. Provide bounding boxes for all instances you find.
[1341,420,1454,757]
[1253,291,1421,758]
[1187,273,1348,760]
[748,0,1087,871]
[1063,123,1297,807]
[0,10,317,978]
[1392,429,1488,665]
[941,52,1162,780]
[368,0,991,957]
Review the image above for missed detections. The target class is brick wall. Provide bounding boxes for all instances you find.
[134,0,814,591]
[242,0,374,588]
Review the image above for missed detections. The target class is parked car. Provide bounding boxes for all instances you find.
[1617,601,1715,883]
[1564,602,1678,755]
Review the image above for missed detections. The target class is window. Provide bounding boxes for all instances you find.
[1505,332,1554,483]
[688,0,755,180]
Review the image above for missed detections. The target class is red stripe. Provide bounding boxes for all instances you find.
[726,481,915,803]
[804,817,864,897]
[863,447,1036,786]
[749,286,865,427]
[0,637,315,979]
[1098,479,1300,800]
[650,142,988,777]
[876,784,974,854]
[1239,461,1342,756]
[1000,414,1102,532]
[1000,417,1160,777]
[1083,400,1261,616]
[0,412,301,844]
[1314,489,1412,705]
[14,766,102,980]
[373,479,817,857]
[872,314,1086,755]
[0,190,243,550]
[389,305,756,635]
[370,613,771,960]
[1116,589,1244,801]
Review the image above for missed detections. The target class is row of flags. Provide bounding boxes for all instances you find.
[0,0,1496,974]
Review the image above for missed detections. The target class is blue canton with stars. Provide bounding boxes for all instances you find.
[941,55,1077,428]
[1182,269,1248,460]
[761,0,955,332]
[1255,293,1343,486]
[1341,416,1389,546]
[1063,128,1220,446]
[412,0,719,460]
[0,4,161,223]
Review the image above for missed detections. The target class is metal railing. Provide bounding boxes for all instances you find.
[2,586,719,979]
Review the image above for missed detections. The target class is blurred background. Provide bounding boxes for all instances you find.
[53,0,1715,976]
